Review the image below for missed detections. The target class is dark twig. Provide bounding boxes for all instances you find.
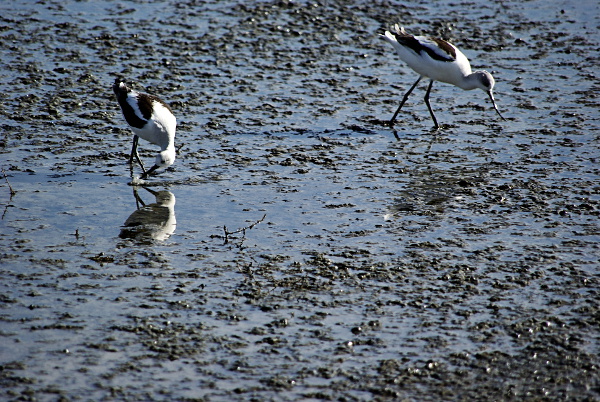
[223,213,267,245]
[2,169,16,196]
[2,169,16,220]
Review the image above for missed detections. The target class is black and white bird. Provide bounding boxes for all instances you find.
[112,78,177,179]
[380,24,506,129]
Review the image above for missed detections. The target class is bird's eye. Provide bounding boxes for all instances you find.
[481,75,491,88]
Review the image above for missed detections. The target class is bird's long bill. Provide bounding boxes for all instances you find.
[140,164,159,180]
[488,91,506,121]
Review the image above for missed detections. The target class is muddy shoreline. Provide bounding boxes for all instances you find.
[1,0,599,400]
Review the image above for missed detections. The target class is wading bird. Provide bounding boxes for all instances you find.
[113,78,177,179]
[380,24,505,129]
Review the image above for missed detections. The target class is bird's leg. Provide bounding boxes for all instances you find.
[129,135,139,164]
[389,76,422,126]
[134,153,146,175]
[140,164,159,180]
[129,135,147,174]
[423,80,440,130]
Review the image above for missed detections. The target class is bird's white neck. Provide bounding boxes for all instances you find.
[456,73,483,90]
[456,70,494,91]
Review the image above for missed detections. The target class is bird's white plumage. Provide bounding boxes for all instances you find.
[381,28,474,89]
[128,100,176,163]
[113,79,177,177]
[380,24,505,127]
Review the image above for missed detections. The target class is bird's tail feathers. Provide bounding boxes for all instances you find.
[391,24,405,35]
[113,78,130,97]
[380,24,408,42]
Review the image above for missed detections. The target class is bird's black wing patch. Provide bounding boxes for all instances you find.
[432,38,456,60]
[138,93,174,118]
[393,32,455,62]
[136,94,155,121]
[118,94,147,129]
[114,80,174,129]
[114,81,147,129]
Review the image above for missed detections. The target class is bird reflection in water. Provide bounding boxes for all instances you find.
[119,187,176,243]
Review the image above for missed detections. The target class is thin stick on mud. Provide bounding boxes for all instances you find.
[1,168,16,220]
[223,213,267,245]
[2,168,16,196]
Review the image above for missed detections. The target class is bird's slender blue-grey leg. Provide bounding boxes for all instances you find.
[423,79,439,129]
[129,135,139,164]
[390,76,422,126]
[134,153,146,174]
[129,135,146,174]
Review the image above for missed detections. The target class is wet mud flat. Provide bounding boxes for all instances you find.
[1,0,599,400]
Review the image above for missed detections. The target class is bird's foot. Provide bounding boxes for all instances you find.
[139,164,159,180]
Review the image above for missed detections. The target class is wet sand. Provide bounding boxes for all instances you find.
[0,0,599,400]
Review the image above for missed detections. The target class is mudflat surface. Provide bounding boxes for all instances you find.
[1,0,599,400]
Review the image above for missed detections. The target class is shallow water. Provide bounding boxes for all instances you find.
[1,0,599,400]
